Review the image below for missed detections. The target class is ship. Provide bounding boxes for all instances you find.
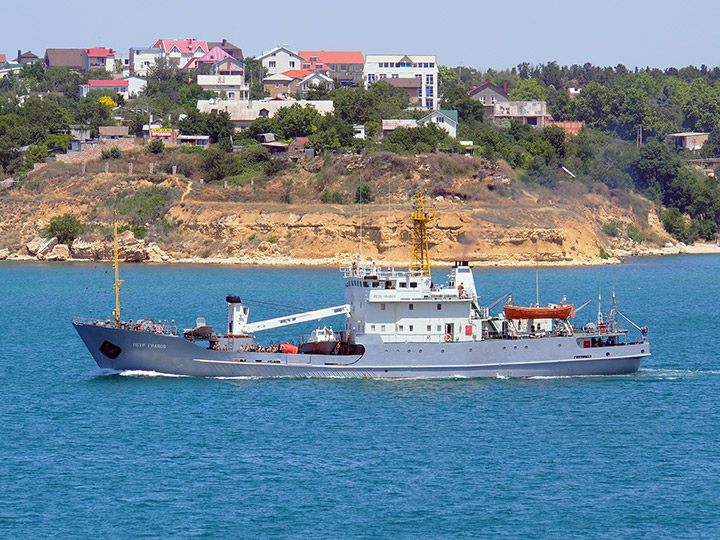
[73,193,650,378]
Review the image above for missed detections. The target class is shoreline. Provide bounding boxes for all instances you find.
[3,242,720,268]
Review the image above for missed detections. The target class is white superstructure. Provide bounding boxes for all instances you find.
[363,54,439,109]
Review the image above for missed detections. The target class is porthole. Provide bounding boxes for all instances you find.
[407,349,411,353]
[419,349,423,353]
[606,352,610,357]
[503,346,506,350]
[441,349,445,353]
[641,349,645,353]
[469,348,473,352]
[524,345,528,349]
[513,346,517,350]
[558,344,562,348]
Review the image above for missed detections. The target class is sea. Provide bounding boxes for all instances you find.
[1,255,718,539]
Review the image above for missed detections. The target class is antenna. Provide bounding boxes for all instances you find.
[359,201,363,261]
[597,281,603,324]
[111,212,124,327]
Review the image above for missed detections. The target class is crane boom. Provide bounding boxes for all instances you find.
[242,304,351,333]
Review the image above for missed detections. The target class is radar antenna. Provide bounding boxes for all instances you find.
[409,191,436,277]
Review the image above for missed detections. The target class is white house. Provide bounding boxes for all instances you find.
[257,46,305,76]
[82,48,115,71]
[80,77,146,99]
[381,109,458,138]
[196,51,248,100]
[152,39,208,68]
[363,54,439,109]
[419,109,458,138]
[130,46,160,76]
[297,72,334,96]
[197,97,334,131]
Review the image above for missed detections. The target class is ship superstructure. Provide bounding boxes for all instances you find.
[73,193,650,378]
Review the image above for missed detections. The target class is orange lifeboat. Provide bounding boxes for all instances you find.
[503,304,575,320]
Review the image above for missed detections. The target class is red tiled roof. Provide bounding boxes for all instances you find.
[197,46,232,62]
[85,80,129,87]
[299,51,364,64]
[282,69,313,79]
[85,47,115,58]
[0,54,7,63]
[153,39,208,54]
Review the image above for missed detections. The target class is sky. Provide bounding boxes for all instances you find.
[3,0,719,71]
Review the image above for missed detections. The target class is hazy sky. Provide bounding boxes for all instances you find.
[3,0,718,70]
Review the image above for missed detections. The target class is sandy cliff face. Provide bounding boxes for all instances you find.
[0,166,661,266]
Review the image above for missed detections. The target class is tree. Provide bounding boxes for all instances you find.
[355,183,375,204]
[509,79,546,101]
[275,104,320,139]
[44,214,82,244]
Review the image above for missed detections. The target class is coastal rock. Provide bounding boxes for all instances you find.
[0,248,9,260]
[46,244,70,261]
[71,238,102,260]
[146,242,170,262]
[27,236,58,258]
[118,230,148,262]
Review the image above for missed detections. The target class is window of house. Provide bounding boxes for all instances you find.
[392,74,399,78]
[269,61,276,68]
[436,116,444,123]
[310,56,318,62]
[302,63,310,69]
[379,74,386,78]
[426,98,433,108]
[426,74,434,85]
[316,63,324,69]
[479,95,485,104]
[290,61,295,68]
[368,74,376,84]
[491,96,497,104]
[418,88,422,97]
[228,92,235,98]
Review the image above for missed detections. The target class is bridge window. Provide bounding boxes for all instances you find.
[381,325,385,331]
[427,325,431,332]
[409,325,414,332]
[409,304,414,310]
[410,282,418,288]
[399,282,406,288]
[381,303,386,310]
[437,303,442,310]
[399,325,403,331]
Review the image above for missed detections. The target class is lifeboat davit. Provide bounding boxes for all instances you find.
[503,304,575,320]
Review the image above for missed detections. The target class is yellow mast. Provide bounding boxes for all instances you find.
[409,190,436,277]
[111,215,124,327]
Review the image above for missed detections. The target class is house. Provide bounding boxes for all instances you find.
[263,69,310,97]
[494,101,550,128]
[183,46,233,69]
[381,110,458,139]
[468,80,509,120]
[16,50,40,64]
[196,50,248,100]
[257,46,304,76]
[298,51,364,85]
[129,46,160,76]
[197,97,334,131]
[363,54,439,109]
[287,136,309,156]
[419,109,458,138]
[665,132,709,153]
[688,158,720,176]
[152,39,209,68]
[177,134,210,147]
[82,48,115,71]
[0,54,6,66]
[123,76,147,97]
[207,39,243,61]
[80,77,145,99]
[298,72,333,96]
[44,48,84,70]
[99,126,129,139]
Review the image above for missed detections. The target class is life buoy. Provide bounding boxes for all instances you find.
[155,325,163,334]
[444,333,452,342]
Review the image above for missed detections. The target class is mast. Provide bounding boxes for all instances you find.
[409,191,436,277]
[111,215,124,327]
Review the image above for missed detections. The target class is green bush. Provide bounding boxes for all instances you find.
[355,182,375,204]
[115,186,175,224]
[44,213,82,244]
[601,222,619,237]
[101,147,123,160]
[117,224,147,239]
[320,189,349,204]
[159,158,193,177]
[146,139,164,154]
[626,225,647,243]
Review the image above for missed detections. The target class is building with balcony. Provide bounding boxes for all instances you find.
[298,50,364,86]
[363,54,438,109]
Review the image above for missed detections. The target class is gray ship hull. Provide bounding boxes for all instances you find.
[73,322,649,378]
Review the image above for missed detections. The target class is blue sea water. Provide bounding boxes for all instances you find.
[1,256,719,539]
